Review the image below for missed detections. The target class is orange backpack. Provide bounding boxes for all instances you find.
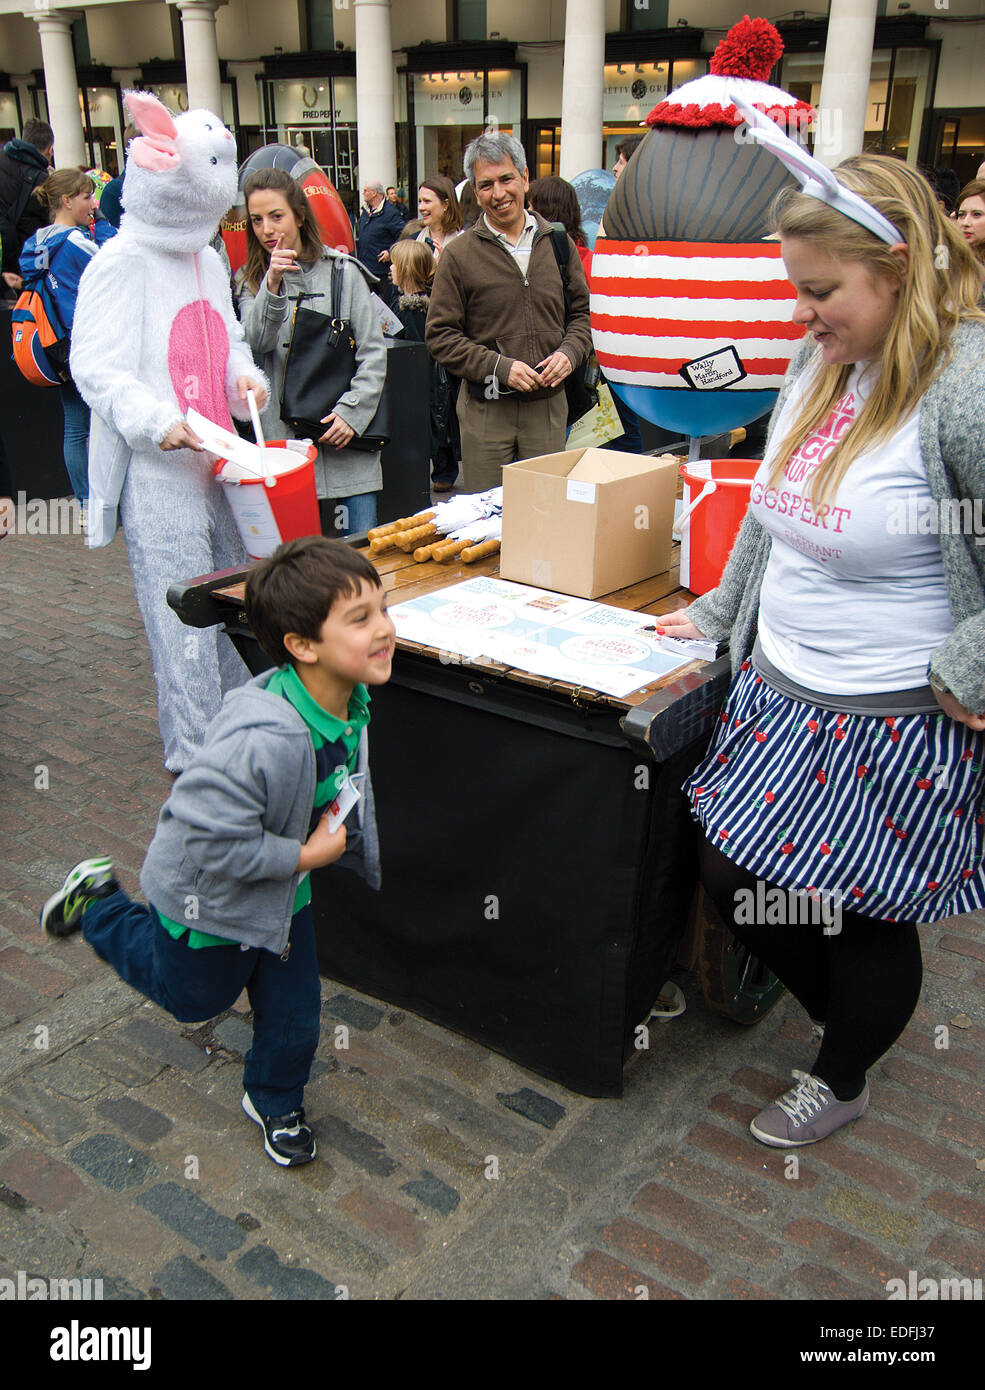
[11,279,70,387]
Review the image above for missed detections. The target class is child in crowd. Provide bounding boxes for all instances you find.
[390,237,459,492]
[41,538,395,1167]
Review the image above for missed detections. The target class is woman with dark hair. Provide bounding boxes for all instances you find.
[415,174,463,260]
[956,178,985,266]
[528,174,591,274]
[457,180,479,229]
[237,167,387,536]
[528,173,645,453]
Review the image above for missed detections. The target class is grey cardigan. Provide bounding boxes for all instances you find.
[686,321,985,716]
[140,669,381,955]
[237,247,387,500]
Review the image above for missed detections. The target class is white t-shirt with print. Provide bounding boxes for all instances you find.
[751,362,952,693]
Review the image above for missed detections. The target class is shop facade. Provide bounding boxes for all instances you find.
[1,2,983,205]
[255,53,358,215]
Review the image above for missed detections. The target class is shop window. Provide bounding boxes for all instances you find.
[933,112,985,186]
[0,91,19,143]
[625,1,670,30]
[779,46,932,166]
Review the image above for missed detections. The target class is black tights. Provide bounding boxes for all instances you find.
[699,840,923,1101]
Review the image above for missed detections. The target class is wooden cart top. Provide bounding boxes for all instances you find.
[210,539,709,717]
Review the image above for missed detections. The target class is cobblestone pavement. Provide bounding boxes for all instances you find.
[1,517,984,1325]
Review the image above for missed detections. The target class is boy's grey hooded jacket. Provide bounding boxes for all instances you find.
[140,669,381,955]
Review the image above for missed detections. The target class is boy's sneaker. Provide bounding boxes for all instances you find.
[41,858,118,938]
[750,1069,869,1148]
[242,1092,316,1167]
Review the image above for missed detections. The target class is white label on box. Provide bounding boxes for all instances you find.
[566,479,597,504]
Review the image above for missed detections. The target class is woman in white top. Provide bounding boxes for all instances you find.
[661,153,985,1151]
[414,175,463,260]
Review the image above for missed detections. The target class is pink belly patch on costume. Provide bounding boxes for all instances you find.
[168,300,233,430]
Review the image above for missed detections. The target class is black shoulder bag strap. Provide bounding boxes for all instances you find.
[546,222,596,424]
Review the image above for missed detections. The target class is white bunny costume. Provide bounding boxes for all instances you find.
[71,91,267,772]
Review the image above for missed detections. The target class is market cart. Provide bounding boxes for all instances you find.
[169,544,782,1097]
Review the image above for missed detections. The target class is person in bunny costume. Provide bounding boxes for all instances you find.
[71,91,268,773]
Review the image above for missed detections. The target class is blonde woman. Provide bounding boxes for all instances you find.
[661,154,985,1148]
[390,238,459,490]
[19,169,116,502]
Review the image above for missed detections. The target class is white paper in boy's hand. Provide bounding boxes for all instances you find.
[324,771,363,833]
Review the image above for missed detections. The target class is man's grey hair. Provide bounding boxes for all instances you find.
[364,180,385,196]
[463,132,527,186]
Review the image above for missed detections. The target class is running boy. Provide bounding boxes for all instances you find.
[41,537,395,1167]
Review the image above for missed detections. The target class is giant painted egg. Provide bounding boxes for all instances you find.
[592,16,810,438]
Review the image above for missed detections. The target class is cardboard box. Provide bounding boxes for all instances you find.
[499,447,679,599]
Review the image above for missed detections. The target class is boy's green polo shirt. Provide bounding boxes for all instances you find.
[159,671,371,948]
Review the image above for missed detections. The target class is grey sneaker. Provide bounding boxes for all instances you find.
[750,1069,869,1148]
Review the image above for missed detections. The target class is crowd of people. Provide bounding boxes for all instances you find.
[3,100,985,1166]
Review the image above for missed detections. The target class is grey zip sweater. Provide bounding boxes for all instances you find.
[685,321,985,716]
[140,669,381,955]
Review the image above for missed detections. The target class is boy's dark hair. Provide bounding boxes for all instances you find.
[245,536,382,667]
[23,119,54,154]
[615,134,644,162]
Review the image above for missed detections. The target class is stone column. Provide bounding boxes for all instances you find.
[559,0,605,180]
[815,0,878,167]
[34,12,86,168]
[174,0,224,118]
[354,0,395,190]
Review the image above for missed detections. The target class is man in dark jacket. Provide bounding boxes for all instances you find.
[426,132,591,494]
[356,180,404,305]
[0,119,54,296]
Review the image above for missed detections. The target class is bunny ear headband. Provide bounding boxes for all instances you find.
[728,87,905,246]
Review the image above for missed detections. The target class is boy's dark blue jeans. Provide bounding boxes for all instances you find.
[81,889,320,1115]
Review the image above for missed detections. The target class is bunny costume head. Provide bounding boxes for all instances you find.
[121,89,238,252]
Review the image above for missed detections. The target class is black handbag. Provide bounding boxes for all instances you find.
[547,224,599,427]
[280,261,390,451]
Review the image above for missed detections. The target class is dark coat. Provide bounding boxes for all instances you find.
[0,141,51,276]
[356,199,405,276]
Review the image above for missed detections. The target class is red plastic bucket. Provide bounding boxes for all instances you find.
[214,440,320,560]
[676,458,760,595]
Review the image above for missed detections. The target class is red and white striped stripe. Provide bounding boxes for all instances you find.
[590,239,804,390]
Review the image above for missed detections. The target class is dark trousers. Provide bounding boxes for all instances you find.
[699,840,923,1101]
[81,889,321,1114]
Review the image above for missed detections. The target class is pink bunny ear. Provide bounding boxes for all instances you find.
[124,89,181,172]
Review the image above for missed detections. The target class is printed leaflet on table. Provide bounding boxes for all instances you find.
[388,576,714,697]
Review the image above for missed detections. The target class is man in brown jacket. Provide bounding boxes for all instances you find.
[426,132,592,494]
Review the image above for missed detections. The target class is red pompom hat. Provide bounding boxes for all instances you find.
[646,15,814,132]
